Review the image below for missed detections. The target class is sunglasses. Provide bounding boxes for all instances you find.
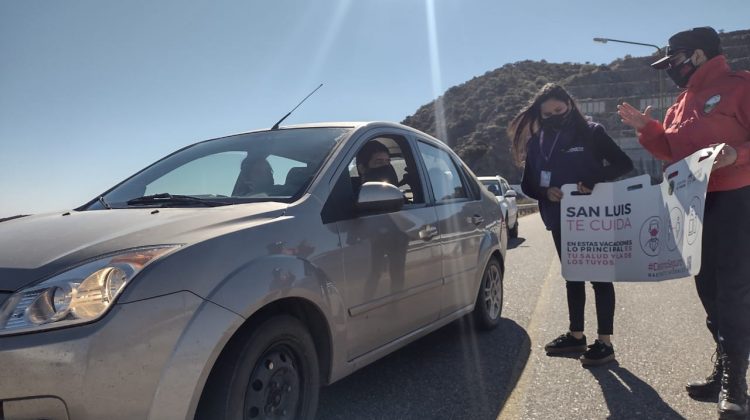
[666,49,694,68]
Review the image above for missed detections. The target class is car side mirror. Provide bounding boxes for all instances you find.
[356,182,404,213]
[504,189,517,198]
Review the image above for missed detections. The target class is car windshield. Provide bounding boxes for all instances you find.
[95,127,351,209]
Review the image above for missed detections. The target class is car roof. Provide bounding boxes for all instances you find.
[198,121,451,155]
[219,121,433,137]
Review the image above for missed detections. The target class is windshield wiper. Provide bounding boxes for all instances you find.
[126,193,231,207]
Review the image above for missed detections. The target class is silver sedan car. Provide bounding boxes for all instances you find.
[478,175,519,239]
[0,122,506,420]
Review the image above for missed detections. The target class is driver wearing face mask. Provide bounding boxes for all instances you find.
[356,141,399,186]
[618,26,750,419]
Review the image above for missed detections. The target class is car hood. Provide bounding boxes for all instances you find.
[0,203,287,292]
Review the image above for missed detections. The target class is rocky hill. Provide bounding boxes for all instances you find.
[402,29,750,182]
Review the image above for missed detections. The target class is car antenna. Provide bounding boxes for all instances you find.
[271,83,324,130]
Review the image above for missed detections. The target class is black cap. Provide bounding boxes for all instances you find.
[651,26,721,69]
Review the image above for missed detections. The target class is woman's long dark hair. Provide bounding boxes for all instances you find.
[508,83,590,167]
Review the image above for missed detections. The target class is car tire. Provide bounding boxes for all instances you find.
[197,315,320,420]
[472,258,503,330]
[509,219,519,239]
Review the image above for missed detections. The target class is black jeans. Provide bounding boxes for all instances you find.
[552,227,615,335]
[695,186,750,358]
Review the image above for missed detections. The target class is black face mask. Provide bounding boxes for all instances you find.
[666,56,698,88]
[541,111,570,130]
[364,164,399,186]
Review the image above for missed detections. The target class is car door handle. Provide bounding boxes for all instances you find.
[471,215,484,226]
[419,225,438,240]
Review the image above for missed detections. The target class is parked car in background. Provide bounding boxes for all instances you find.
[0,121,506,420]
[478,175,519,238]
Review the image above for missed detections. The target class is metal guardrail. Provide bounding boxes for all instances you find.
[517,203,538,217]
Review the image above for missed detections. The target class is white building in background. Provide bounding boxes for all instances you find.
[578,96,669,183]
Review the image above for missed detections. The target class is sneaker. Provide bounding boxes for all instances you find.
[580,339,616,366]
[544,332,587,354]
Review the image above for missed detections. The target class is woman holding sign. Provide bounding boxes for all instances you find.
[509,83,633,366]
[618,27,750,418]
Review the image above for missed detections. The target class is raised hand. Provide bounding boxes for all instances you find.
[617,102,654,131]
[711,144,738,171]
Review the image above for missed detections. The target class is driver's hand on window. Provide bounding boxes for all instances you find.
[398,166,413,187]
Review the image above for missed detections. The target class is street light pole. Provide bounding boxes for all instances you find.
[593,37,665,119]
[593,37,661,52]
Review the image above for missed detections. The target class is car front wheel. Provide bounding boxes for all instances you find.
[197,315,320,420]
[472,258,504,330]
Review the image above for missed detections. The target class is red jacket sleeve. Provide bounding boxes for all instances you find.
[638,119,673,162]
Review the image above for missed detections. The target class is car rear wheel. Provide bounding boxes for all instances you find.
[473,258,503,330]
[197,315,320,420]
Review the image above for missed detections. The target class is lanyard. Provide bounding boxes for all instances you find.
[539,129,562,163]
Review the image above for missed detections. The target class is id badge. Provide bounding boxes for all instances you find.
[540,170,551,188]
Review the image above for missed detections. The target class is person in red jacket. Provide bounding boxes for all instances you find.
[618,26,750,419]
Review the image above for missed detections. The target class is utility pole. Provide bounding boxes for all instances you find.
[593,37,665,120]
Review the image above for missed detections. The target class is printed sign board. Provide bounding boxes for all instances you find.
[561,146,720,282]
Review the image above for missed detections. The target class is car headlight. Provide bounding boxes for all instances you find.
[0,245,179,336]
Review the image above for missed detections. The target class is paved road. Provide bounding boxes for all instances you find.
[317,214,745,419]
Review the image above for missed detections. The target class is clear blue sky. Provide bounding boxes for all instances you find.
[1,0,748,217]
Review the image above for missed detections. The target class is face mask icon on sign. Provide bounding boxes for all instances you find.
[648,219,660,252]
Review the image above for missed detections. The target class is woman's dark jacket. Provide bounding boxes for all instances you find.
[521,122,634,231]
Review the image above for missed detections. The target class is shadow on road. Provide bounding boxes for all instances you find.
[317,317,531,419]
[507,237,527,249]
[586,362,684,420]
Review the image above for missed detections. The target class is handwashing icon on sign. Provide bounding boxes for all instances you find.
[666,207,684,251]
[688,210,697,235]
[686,196,702,245]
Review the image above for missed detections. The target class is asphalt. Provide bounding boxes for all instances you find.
[316,214,748,419]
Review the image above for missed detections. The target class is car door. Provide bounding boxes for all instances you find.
[416,140,485,317]
[326,131,443,360]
